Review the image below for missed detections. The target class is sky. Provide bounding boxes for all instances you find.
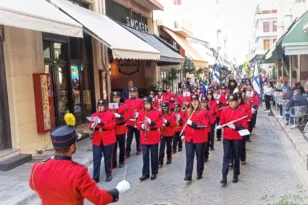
[160,0,279,64]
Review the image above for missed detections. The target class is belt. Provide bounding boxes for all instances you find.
[95,128,108,132]
[116,122,126,126]
[149,128,158,131]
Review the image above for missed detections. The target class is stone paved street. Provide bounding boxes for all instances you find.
[84,111,308,205]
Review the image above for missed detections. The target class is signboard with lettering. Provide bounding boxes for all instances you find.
[118,60,140,75]
[126,17,148,33]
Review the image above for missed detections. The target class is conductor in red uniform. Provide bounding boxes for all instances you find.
[137,96,163,181]
[29,113,130,205]
[183,94,209,181]
[111,91,129,169]
[217,94,248,185]
[89,99,116,182]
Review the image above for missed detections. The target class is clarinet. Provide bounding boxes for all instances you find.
[144,110,149,141]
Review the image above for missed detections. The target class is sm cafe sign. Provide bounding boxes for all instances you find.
[126,17,149,33]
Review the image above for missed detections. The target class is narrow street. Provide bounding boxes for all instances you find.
[86,111,308,205]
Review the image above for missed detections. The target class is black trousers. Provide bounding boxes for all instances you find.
[185,141,205,178]
[142,144,159,177]
[265,95,271,110]
[159,136,173,163]
[222,139,241,178]
[93,142,114,179]
[241,136,248,162]
[209,124,215,148]
[126,125,141,153]
[173,132,183,151]
[216,117,222,140]
[204,141,209,160]
[252,110,258,128]
[113,134,126,166]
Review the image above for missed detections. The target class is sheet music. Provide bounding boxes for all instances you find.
[109,103,119,109]
[183,92,191,97]
[213,93,221,100]
[246,91,253,98]
[238,129,250,136]
[86,117,99,122]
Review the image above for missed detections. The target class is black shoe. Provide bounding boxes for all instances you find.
[246,139,252,142]
[204,158,208,163]
[173,150,177,154]
[136,151,142,156]
[167,159,172,164]
[220,177,227,185]
[196,175,202,180]
[150,174,157,180]
[232,177,238,183]
[159,162,163,168]
[229,164,233,169]
[112,164,117,169]
[93,178,100,183]
[184,176,192,181]
[210,147,214,151]
[178,148,182,152]
[241,161,246,165]
[139,175,149,181]
[126,152,130,158]
[217,138,221,141]
[105,176,112,182]
[119,163,125,168]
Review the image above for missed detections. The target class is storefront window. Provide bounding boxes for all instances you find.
[43,41,51,59]
[81,65,92,116]
[71,65,81,115]
[55,65,69,125]
[54,43,67,61]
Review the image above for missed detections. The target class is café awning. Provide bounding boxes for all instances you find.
[123,25,184,64]
[162,27,208,68]
[0,0,83,37]
[50,0,160,60]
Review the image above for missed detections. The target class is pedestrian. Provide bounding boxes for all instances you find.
[138,96,163,181]
[217,94,248,185]
[90,99,116,182]
[111,91,128,169]
[121,80,134,101]
[183,94,210,181]
[263,81,274,112]
[173,103,186,153]
[29,113,131,204]
[159,101,176,167]
[125,87,143,158]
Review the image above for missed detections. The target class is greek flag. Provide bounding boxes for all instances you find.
[253,64,261,94]
[213,64,220,82]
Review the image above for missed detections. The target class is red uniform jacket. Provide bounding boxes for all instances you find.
[163,92,176,109]
[89,111,116,146]
[29,157,117,205]
[209,100,218,123]
[174,111,187,132]
[214,94,227,117]
[154,95,163,109]
[220,106,248,140]
[125,98,143,127]
[177,94,191,107]
[184,110,209,143]
[111,103,129,135]
[246,90,260,109]
[161,112,176,137]
[203,108,214,132]
[239,103,252,120]
[137,109,163,145]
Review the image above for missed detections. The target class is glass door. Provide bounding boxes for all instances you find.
[71,65,82,123]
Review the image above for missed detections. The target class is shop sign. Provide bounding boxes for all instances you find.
[118,60,140,75]
[126,17,148,33]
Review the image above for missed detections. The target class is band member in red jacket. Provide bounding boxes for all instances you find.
[111,91,129,169]
[182,94,209,181]
[237,93,252,165]
[207,90,218,150]
[30,113,130,205]
[154,88,164,110]
[164,86,176,110]
[177,85,191,107]
[213,86,227,141]
[172,103,186,153]
[246,82,260,131]
[159,102,176,167]
[125,87,143,158]
[89,100,116,182]
[201,96,214,162]
[216,94,248,184]
[137,96,163,181]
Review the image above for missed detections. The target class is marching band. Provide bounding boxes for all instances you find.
[88,80,258,185]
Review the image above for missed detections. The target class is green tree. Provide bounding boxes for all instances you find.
[181,57,196,75]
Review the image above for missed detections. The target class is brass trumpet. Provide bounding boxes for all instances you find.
[181,96,188,112]
[144,111,149,141]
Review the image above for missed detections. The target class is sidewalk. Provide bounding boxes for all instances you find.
[270,107,308,169]
[0,138,94,205]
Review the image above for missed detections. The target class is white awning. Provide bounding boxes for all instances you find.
[50,0,160,60]
[0,0,83,37]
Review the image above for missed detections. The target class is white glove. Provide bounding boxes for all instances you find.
[216,125,222,130]
[227,123,235,129]
[251,108,256,113]
[187,119,192,125]
[146,117,151,124]
[181,135,185,141]
[116,180,131,193]
[134,112,139,118]
[164,119,167,124]
[95,118,101,124]
[114,113,121,118]
[141,124,146,130]
[216,100,220,104]
[91,123,96,129]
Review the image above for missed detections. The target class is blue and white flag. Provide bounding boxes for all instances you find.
[253,64,261,94]
[213,64,220,83]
